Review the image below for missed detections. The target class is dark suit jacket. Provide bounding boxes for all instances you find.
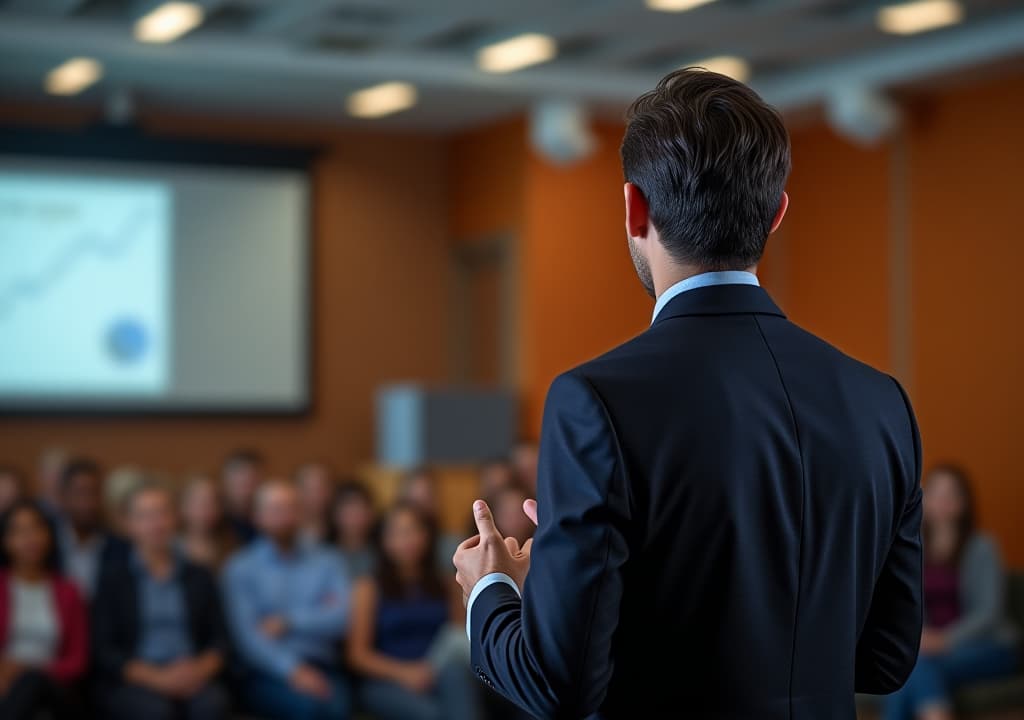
[91,555,231,684]
[470,284,923,720]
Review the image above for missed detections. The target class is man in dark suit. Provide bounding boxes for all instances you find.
[453,68,923,720]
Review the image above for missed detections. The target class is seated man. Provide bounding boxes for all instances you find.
[224,480,351,720]
[55,458,128,600]
[92,483,230,720]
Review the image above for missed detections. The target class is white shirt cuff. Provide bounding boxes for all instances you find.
[465,572,521,641]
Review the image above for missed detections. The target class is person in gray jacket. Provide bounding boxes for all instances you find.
[884,464,1019,720]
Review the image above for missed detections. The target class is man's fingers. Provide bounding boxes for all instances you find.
[472,499,500,540]
[521,538,533,556]
[504,536,520,554]
[523,498,538,526]
[456,534,481,553]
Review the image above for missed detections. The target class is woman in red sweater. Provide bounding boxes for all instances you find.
[0,499,89,720]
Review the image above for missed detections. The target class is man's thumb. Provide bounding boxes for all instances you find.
[473,500,499,539]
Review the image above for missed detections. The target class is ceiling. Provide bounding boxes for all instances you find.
[1,0,1023,132]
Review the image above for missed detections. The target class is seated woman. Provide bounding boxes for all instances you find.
[178,476,237,571]
[347,502,480,720]
[884,465,1019,720]
[330,479,378,579]
[0,500,88,720]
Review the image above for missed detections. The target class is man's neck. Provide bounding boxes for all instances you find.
[653,263,757,299]
[271,536,297,555]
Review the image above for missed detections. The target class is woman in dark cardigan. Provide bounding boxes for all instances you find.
[92,482,232,720]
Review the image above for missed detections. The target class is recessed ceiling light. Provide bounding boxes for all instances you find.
[878,0,963,35]
[477,33,557,74]
[45,57,103,96]
[135,2,205,44]
[646,0,717,12]
[347,81,418,119]
[692,55,751,83]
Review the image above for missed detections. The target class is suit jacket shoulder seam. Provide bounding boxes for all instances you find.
[752,314,807,720]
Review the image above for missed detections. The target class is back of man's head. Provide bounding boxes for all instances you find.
[620,68,791,270]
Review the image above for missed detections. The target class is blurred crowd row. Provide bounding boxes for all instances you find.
[0,446,540,720]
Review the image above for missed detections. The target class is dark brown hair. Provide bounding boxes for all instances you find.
[328,478,376,544]
[923,463,976,564]
[621,67,791,270]
[373,501,444,600]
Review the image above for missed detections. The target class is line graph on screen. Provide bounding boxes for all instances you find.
[0,209,153,320]
[0,174,171,395]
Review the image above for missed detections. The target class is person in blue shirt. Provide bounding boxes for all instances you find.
[224,480,351,720]
[347,501,479,720]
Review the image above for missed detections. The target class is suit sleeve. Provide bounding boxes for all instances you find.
[854,378,924,694]
[470,371,631,719]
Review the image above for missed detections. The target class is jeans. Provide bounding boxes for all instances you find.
[882,639,1019,720]
[0,670,75,720]
[244,669,351,720]
[106,681,230,720]
[359,658,480,720]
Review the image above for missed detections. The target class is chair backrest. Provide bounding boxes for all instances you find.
[1007,572,1024,631]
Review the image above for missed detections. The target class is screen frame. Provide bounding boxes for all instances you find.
[0,123,319,418]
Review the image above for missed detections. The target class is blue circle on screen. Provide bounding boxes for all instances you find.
[106,318,149,364]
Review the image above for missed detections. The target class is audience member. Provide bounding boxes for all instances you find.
[56,459,126,600]
[0,501,88,720]
[397,467,459,574]
[92,482,230,720]
[0,466,25,516]
[883,465,1019,720]
[347,502,479,720]
[398,467,441,518]
[490,483,534,547]
[509,441,538,493]
[330,479,377,579]
[477,459,515,499]
[178,476,237,571]
[221,449,263,546]
[296,462,334,548]
[103,466,148,538]
[224,481,351,720]
[35,447,68,519]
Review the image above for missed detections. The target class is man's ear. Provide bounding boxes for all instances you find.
[624,182,650,240]
[769,191,789,234]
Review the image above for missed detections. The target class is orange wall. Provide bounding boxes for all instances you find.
[448,117,525,242]
[908,74,1024,565]
[777,125,894,373]
[519,123,652,435]
[0,111,452,478]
